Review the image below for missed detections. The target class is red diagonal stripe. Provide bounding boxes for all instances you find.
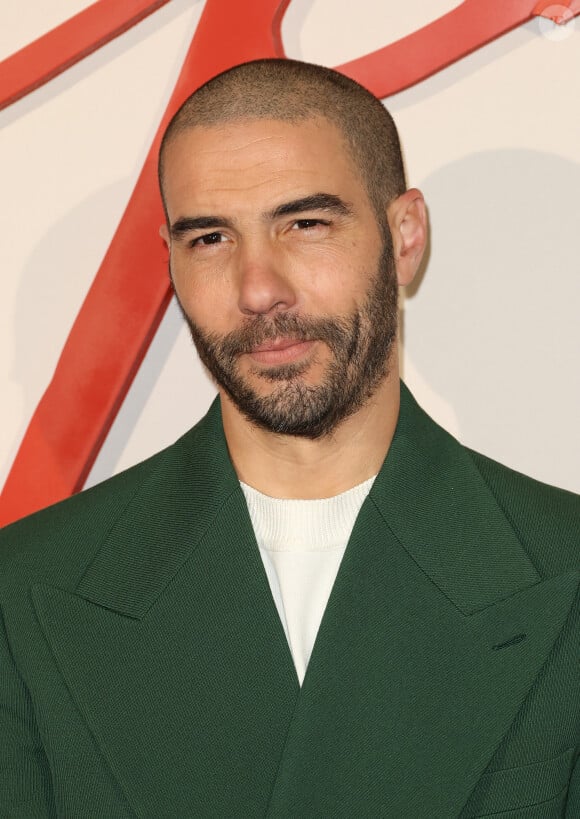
[0,0,172,111]
[339,0,580,98]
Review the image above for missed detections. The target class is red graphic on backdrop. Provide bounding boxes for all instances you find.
[0,0,578,525]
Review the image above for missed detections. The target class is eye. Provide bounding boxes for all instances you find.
[292,218,328,230]
[189,232,225,248]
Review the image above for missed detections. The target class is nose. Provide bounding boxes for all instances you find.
[236,239,297,317]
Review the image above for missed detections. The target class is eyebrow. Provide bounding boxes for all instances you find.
[169,193,353,239]
[268,193,353,219]
[170,215,234,239]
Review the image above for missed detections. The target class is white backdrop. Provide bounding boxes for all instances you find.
[1,0,578,501]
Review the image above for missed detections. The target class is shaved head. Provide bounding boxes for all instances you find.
[158,58,406,222]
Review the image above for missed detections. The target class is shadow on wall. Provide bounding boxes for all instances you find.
[404,149,580,493]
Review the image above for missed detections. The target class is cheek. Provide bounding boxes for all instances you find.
[296,244,375,307]
[171,258,237,329]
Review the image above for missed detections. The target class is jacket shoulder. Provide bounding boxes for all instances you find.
[0,425,201,589]
[467,448,580,576]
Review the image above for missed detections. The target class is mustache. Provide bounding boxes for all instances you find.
[214,312,352,359]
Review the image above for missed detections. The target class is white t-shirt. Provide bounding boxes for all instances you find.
[240,476,375,685]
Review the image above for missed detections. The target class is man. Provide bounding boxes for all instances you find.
[0,59,578,817]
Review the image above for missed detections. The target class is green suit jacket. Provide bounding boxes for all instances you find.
[1,385,579,817]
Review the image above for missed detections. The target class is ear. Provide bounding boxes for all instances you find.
[386,188,427,287]
[159,223,170,247]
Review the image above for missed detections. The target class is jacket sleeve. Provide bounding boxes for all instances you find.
[0,605,55,818]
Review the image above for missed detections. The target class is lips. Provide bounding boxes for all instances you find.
[250,337,307,353]
[247,337,315,365]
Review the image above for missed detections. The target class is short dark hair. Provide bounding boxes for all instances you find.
[158,58,406,221]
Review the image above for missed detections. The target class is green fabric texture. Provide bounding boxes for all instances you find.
[0,383,578,817]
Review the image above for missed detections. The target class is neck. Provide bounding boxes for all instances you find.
[220,364,401,500]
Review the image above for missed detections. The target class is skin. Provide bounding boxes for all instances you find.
[160,116,426,498]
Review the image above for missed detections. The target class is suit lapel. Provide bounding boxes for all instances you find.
[32,401,299,817]
[265,385,579,817]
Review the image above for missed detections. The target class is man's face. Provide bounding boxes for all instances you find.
[161,117,399,438]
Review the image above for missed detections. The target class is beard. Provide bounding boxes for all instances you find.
[176,238,399,439]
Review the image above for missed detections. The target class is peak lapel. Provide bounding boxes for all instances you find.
[32,401,299,817]
[266,386,579,817]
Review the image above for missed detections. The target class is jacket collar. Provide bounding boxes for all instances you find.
[371,382,541,613]
[73,382,540,619]
[74,397,239,617]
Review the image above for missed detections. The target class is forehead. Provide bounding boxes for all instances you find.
[161,117,367,216]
